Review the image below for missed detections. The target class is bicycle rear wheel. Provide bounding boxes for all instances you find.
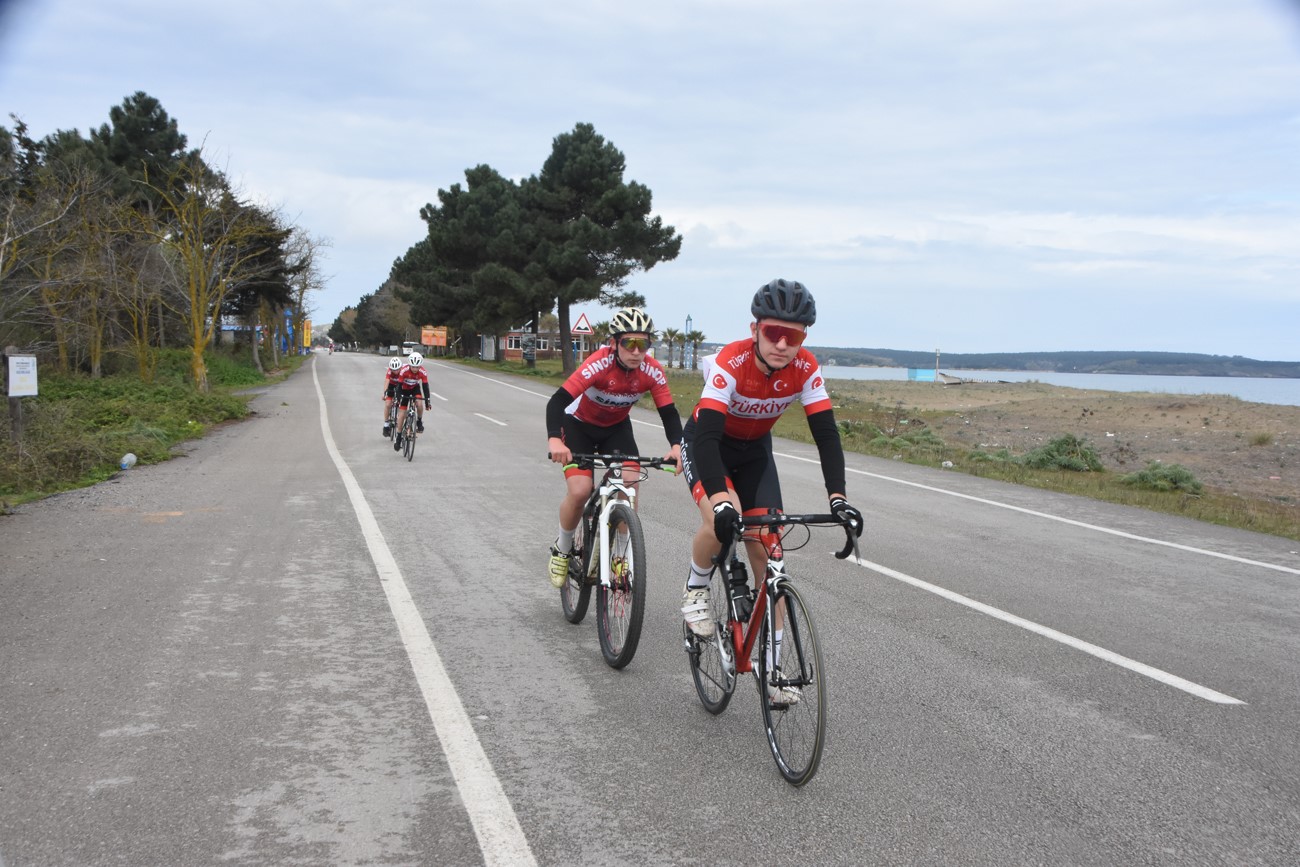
[684,564,735,714]
[596,502,646,669]
[757,579,826,786]
[560,514,593,624]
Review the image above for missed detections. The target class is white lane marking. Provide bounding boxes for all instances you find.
[435,362,550,398]
[850,555,1245,705]
[429,391,448,401]
[475,413,508,427]
[776,451,1300,576]
[313,363,536,866]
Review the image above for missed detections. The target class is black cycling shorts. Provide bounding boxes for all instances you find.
[680,418,783,513]
[558,415,639,471]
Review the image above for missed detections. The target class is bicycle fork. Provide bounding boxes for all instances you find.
[594,486,636,588]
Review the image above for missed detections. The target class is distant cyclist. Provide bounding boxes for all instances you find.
[678,279,864,670]
[382,357,402,438]
[394,352,431,450]
[545,307,683,588]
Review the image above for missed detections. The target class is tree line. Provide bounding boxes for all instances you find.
[328,123,685,373]
[1,91,325,391]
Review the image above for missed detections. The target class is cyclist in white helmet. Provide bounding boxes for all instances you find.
[393,351,431,450]
[544,306,682,588]
[382,356,403,438]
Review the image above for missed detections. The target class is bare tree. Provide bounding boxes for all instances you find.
[138,152,274,391]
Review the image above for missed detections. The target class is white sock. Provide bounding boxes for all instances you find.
[767,629,784,670]
[555,526,575,554]
[686,560,711,590]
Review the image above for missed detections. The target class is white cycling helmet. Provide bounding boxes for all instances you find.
[407,351,423,368]
[388,357,402,371]
[609,307,654,337]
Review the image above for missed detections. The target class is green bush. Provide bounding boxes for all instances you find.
[1021,434,1104,472]
[863,425,946,455]
[0,348,262,501]
[1120,462,1204,495]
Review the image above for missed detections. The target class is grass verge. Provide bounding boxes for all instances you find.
[0,347,306,509]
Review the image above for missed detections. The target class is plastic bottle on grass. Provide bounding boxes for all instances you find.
[119,453,137,470]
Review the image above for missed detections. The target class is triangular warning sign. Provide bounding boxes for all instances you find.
[572,313,593,334]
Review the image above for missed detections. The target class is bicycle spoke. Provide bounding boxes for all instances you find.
[759,580,826,786]
[597,503,646,669]
[685,562,735,714]
[559,512,593,624]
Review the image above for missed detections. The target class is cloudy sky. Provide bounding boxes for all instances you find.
[3,0,1299,360]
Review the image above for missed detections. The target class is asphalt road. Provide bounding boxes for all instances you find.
[2,352,1298,866]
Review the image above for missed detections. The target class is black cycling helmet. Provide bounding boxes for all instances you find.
[751,278,816,326]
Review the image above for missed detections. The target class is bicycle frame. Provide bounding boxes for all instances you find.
[568,454,673,587]
[715,514,858,673]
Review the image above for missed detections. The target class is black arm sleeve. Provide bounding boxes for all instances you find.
[807,408,847,496]
[657,403,684,446]
[546,387,573,439]
[422,381,430,400]
[693,407,729,498]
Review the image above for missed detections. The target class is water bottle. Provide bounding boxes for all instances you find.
[728,559,753,622]
[119,453,137,470]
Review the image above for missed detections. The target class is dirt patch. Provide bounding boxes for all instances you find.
[829,380,1300,508]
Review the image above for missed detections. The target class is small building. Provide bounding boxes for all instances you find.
[499,329,597,362]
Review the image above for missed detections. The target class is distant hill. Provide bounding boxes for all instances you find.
[807,348,1300,379]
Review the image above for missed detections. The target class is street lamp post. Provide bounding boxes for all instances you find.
[684,314,693,369]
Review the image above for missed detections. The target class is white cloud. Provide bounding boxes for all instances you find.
[2,0,1299,357]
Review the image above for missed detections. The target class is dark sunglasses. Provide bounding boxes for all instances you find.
[618,336,652,352]
[758,324,807,347]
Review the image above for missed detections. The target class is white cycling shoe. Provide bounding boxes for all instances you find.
[681,587,714,638]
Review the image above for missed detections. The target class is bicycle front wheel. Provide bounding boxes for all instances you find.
[560,514,593,624]
[596,502,646,669]
[403,418,416,461]
[684,563,735,714]
[757,579,826,786]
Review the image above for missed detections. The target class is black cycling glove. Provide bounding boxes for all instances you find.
[424,400,432,410]
[712,501,741,547]
[829,497,864,538]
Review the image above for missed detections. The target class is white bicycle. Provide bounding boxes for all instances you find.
[551,452,676,669]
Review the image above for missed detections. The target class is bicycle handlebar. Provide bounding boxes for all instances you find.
[735,512,862,561]
[546,452,679,472]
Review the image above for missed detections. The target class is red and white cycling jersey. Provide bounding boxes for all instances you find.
[384,368,402,389]
[559,345,675,427]
[693,339,832,440]
[396,364,428,390]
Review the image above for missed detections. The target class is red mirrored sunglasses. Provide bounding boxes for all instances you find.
[758,324,807,347]
[618,336,652,352]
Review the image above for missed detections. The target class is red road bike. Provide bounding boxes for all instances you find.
[683,510,859,786]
